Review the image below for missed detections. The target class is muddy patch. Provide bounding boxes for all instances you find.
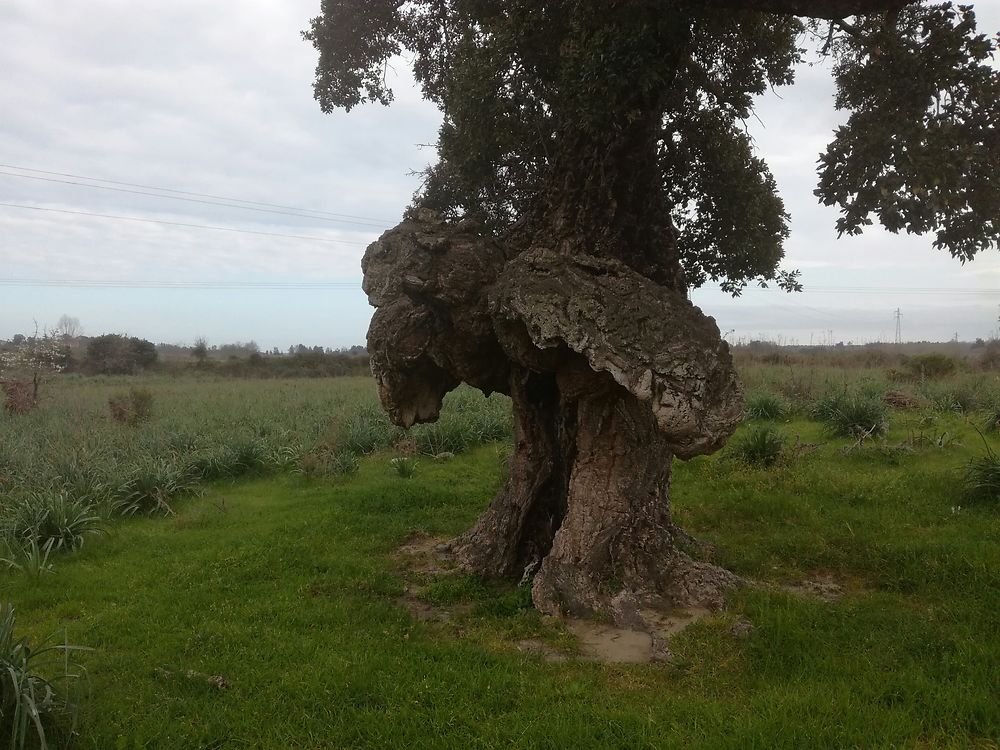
[561,607,712,663]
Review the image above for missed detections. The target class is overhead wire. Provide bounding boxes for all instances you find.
[0,202,369,246]
[0,163,394,224]
[0,170,390,229]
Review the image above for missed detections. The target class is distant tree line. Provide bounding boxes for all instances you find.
[0,331,370,378]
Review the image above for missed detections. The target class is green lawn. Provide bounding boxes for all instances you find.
[5,414,1000,748]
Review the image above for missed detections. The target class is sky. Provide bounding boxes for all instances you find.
[1,1,998,350]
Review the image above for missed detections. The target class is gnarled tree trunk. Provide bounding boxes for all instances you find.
[362,12,743,625]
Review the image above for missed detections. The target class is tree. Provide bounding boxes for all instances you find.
[192,337,210,367]
[0,328,69,411]
[54,314,83,339]
[85,335,159,375]
[305,1,1000,624]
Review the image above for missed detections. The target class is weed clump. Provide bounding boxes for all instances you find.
[390,456,418,478]
[744,391,787,420]
[730,426,784,467]
[2,492,102,553]
[810,391,888,437]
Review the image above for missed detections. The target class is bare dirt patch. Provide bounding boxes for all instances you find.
[562,607,713,663]
[781,573,846,602]
[392,535,715,664]
[393,533,456,576]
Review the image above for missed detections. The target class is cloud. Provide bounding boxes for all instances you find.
[1,1,998,346]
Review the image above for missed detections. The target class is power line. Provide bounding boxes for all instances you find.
[0,278,361,290]
[0,170,389,229]
[0,163,394,225]
[0,202,368,246]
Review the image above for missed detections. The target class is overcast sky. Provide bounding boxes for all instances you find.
[1,1,998,350]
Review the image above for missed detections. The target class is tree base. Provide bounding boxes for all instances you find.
[450,382,741,628]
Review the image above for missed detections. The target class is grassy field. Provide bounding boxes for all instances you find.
[2,369,1000,747]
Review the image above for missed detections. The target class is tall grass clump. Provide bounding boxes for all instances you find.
[810,391,888,437]
[963,441,1000,505]
[743,391,787,421]
[919,381,980,414]
[729,425,784,467]
[1,492,103,553]
[0,603,88,750]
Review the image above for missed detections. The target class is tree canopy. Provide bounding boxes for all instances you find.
[305,1,999,292]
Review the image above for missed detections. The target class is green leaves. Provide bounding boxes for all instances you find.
[817,3,1000,260]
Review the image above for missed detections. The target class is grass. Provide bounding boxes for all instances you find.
[2,371,1000,746]
[728,425,784,467]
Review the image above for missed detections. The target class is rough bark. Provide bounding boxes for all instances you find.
[446,367,571,578]
[363,208,744,625]
[531,391,740,623]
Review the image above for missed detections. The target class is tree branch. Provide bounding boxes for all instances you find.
[701,0,915,20]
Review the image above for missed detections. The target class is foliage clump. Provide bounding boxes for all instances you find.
[730,425,784,468]
[811,391,888,438]
[744,391,788,421]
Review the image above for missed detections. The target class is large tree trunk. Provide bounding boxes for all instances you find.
[362,11,743,628]
[531,391,737,623]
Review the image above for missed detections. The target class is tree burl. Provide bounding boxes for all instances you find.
[306,1,1000,625]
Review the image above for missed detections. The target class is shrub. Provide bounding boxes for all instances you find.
[0,603,88,750]
[810,391,888,437]
[744,392,787,420]
[730,426,784,467]
[1,380,35,415]
[108,388,154,426]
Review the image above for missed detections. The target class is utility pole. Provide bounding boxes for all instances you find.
[894,308,902,345]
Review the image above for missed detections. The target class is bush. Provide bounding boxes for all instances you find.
[0,380,35,415]
[0,603,88,750]
[744,392,787,420]
[730,426,784,467]
[811,391,888,437]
